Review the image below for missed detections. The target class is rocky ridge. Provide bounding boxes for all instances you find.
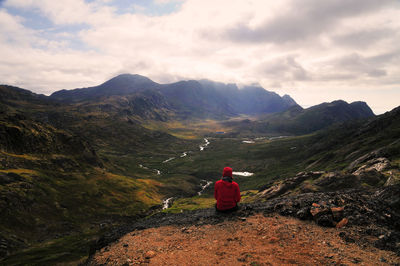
[87,184,400,264]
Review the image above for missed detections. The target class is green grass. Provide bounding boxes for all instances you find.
[164,196,215,213]
[163,189,260,213]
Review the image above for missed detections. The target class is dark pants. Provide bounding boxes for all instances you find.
[215,203,239,213]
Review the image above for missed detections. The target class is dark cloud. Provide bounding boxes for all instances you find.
[257,56,310,81]
[332,28,396,48]
[224,0,395,44]
[318,73,357,81]
[367,50,400,65]
[332,53,387,77]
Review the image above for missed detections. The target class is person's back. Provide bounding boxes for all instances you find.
[214,167,241,212]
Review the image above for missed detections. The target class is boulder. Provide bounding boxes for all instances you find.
[348,149,386,170]
[352,157,391,175]
[259,172,324,199]
[335,218,348,228]
[330,207,344,221]
[310,203,335,227]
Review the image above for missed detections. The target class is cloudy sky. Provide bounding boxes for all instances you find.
[1,0,399,114]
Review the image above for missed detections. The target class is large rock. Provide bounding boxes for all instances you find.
[309,203,345,227]
[353,157,391,175]
[259,172,324,199]
[348,150,388,171]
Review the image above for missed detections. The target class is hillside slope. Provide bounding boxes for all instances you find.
[225,100,375,135]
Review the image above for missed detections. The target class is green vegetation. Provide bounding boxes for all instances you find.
[2,232,96,265]
[164,196,215,213]
[163,190,259,213]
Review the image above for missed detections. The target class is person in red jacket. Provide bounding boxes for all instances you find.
[214,167,241,212]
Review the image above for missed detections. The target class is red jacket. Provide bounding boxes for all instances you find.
[214,178,241,210]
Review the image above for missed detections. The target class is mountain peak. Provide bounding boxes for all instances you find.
[107,73,155,84]
[50,74,159,101]
[99,73,158,90]
[282,94,298,107]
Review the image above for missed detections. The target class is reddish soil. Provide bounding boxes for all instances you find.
[91,214,399,265]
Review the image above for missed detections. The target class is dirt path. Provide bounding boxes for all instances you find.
[90,214,399,265]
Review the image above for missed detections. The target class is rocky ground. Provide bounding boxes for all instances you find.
[87,184,400,265]
[90,214,399,265]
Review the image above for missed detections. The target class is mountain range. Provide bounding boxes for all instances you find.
[50,74,298,119]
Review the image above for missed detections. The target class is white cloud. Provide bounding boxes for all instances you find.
[0,0,399,113]
[154,0,184,4]
[0,8,36,46]
[4,0,116,25]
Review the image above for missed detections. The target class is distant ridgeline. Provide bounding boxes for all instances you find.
[224,99,375,135]
[50,74,299,119]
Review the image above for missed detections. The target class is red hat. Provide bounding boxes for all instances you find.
[222,167,233,177]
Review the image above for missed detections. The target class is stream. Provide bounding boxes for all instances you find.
[163,157,175,163]
[162,197,174,210]
[162,179,213,210]
[233,171,254,177]
[152,137,255,210]
[198,180,213,195]
[139,164,161,175]
[199,138,210,151]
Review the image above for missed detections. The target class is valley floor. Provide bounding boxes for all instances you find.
[90,214,399,265]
